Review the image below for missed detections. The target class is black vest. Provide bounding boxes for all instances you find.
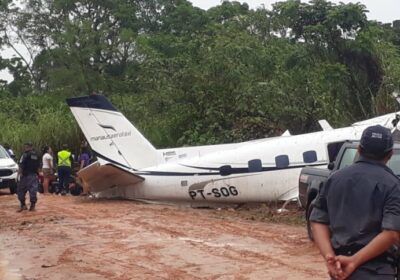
[21,151,40,175]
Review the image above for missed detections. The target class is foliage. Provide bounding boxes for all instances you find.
[0,92,78,156]
[0,0,399,150]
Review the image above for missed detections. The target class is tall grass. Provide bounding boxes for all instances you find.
[0,94,81,158]
[0,93,168,159]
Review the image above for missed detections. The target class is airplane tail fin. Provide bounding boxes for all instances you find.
[67,95,158,170]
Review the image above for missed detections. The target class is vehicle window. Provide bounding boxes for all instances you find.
[338,148,358,169]
[0,146,9,159]
[337,147,400,175]
[387,149,400,176]
[392,129,400,142]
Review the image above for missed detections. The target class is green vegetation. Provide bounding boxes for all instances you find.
[0,0,399,156]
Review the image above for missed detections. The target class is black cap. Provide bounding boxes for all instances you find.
[360,125,393,156]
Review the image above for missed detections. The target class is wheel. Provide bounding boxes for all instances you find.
[9,180,17,194]
[306,203,315,241]
[70,185,83,196]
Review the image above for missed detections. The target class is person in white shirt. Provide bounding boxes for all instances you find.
[4,143,15,159]
[42,146,55,194]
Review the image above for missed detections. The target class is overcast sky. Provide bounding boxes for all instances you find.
[190,0,399,23]
[1,0,398,82]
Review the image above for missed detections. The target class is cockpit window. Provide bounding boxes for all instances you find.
[327,141,345,162]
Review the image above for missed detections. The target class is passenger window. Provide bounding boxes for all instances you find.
[275,155,289,168]
[248,159,262,172]
[220,165,232,176]
[303,151,317,163]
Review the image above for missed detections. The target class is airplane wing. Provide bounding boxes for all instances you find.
[277,187,298,202]
[352,113,397,127]
[276,187,299,212]
[77,161,144,193]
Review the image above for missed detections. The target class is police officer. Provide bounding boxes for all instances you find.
[17,142,40,212]
[57,144,73,195]
[310,125,400,279]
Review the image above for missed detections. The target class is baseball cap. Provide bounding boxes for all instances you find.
[360,125,393,156]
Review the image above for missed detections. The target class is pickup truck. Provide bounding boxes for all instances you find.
[299,141,400,239]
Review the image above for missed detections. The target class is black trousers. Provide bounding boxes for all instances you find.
[57,166,71,193]
[17,173,38,205]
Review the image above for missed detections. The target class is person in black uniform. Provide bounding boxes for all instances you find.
[17,142,40,212]
[310,125,400,280]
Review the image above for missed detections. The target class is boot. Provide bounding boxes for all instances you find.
[17,204,28,212]
[29,203,36,211]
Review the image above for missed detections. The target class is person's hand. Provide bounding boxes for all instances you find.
[334,255,358,280]
[325,254,343,279]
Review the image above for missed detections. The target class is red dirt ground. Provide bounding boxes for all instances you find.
[0,191,327,280]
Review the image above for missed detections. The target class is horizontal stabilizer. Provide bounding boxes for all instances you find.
[281,130,291,136]
[77,161,144,193]
[318,120,333,131]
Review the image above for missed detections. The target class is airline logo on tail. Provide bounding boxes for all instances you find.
[90,131,132,142]
[90,123,132,142]
[98,124,117,131]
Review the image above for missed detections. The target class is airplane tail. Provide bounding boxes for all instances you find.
[67,95,158,170]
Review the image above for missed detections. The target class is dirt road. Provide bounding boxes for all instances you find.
[0,191,326,280]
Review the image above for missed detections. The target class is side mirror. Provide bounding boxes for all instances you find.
[327,162,335,170]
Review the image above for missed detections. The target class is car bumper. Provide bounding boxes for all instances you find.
[0,169,18,188]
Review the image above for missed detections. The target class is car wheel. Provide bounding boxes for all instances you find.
[9,181,17,194]
[306,203,315,241]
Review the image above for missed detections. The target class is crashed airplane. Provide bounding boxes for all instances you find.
[67,95,399,205]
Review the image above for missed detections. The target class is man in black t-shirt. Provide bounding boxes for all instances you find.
[17,143,40,212]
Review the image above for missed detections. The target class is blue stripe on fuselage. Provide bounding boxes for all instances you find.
[134,163,327,176]
[94,150,326,177]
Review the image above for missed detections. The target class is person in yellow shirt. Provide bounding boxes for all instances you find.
[57,144,73,195]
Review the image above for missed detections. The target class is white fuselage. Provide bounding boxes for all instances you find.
[67,95,399,204]
[107,124,371,203]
